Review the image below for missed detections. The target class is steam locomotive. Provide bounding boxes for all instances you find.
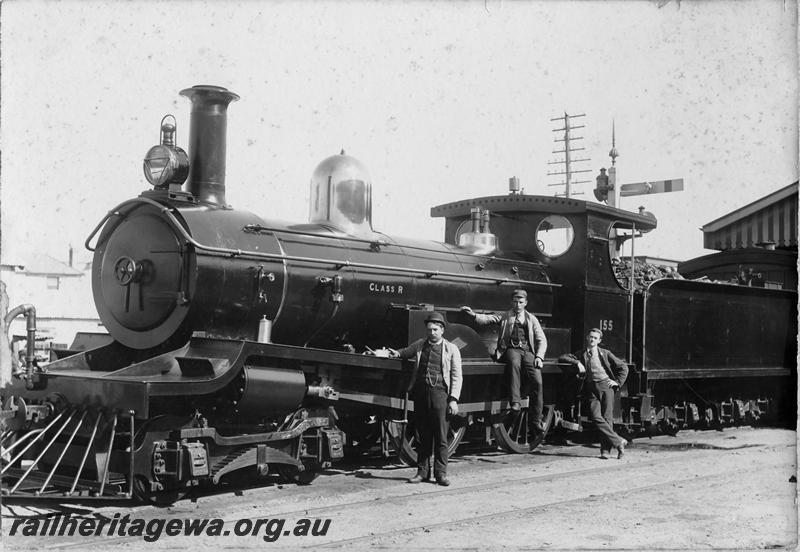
[1,86,795,502]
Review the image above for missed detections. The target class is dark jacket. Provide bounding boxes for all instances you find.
[559,347,629,387]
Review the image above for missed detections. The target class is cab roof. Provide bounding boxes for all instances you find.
[431,194,657,231]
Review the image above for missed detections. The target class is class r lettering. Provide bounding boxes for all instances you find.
[368,282,404,294]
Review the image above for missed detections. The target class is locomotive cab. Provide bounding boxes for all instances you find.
[432,194,657,356]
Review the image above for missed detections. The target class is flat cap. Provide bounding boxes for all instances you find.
[511,289,527,299]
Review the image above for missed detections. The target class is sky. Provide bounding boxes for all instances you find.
[1,0,797,268]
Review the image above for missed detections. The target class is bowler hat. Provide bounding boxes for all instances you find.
[511,289,528,299]
[424,312,447,327]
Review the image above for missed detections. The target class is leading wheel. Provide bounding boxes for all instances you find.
[492,404,555,453]
[132,475,187,505]
[387,417,466,466]
[338,416,381,457]
[275,464,319,485]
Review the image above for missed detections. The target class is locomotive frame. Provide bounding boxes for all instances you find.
[1,85,795,503]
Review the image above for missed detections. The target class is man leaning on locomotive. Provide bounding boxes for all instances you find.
[559,328,628,459]
[461,289,548,439]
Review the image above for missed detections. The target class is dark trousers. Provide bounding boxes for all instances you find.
[586,380,624,448]
[413,384,449,478]
[503,348,543,425]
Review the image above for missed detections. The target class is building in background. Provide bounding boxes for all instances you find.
[678,182,798,290]
[1,249,103,360]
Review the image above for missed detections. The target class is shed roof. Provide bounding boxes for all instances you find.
[701,182,798,251]
[10,253,84,277]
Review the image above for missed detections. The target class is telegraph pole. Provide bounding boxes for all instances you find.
[548,112,591,198]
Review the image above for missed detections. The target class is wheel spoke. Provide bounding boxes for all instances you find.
[389,418,466,466]
[493,405,555,453]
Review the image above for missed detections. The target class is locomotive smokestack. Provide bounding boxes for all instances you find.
[179,85,240,206]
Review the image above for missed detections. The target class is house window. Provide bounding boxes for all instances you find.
[46,276,60,290]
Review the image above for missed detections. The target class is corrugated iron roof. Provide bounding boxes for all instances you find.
[701,182,798,251]
[702,182,798,232]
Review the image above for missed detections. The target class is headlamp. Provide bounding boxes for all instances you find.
[143,115,189,189]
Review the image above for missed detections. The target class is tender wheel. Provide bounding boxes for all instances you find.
[132,475,187,505]
[657,419,680,437]
[492,404,555,453]
[388,417,466,467]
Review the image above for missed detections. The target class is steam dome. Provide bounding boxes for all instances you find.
[309,151,373,235]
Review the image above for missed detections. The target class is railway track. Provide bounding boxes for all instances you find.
[4,430,794,550]
[319,465,763,548]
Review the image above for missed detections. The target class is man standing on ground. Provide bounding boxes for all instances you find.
[389,312,463,486]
